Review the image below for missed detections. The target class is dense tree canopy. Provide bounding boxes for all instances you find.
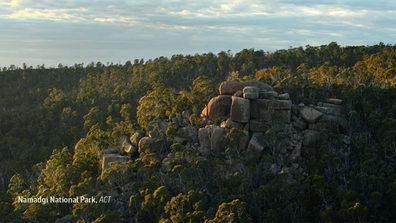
[1,42,396,222]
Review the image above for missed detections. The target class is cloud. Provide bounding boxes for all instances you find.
[0,0,395,67]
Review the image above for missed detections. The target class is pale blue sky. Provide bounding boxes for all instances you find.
[1,0,395,68]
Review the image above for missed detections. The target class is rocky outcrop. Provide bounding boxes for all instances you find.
[99,80,349,186]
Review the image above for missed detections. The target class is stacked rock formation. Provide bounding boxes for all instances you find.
[100,80,349,183]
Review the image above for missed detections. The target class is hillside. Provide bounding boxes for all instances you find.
[1,42,396,222]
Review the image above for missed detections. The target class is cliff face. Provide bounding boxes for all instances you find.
[100,81,349,184]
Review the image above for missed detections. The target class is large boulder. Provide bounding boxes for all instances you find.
[251,99,292,119]
[198,126,227,153]
[101,154,130,171]
[130,130,145,148]
[122,139,138,156]
[230,96,250,123]
[211,127,227,153]
[314,103,345,117]
[300,107,323,124]
[278,93,290,100]
[243,86,260,99]
[248,133,269,155]
[198,127,211,151]
[219,81,273,95]
[201,95,232,121]
[266,91,279,99]
[328,98,342,105]
[250,99,291,124]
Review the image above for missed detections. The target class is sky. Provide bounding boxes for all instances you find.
[0,0,396,68]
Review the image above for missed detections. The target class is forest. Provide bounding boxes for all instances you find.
[1,42,396,222]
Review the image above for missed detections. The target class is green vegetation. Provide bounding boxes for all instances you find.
[1,42,396,222]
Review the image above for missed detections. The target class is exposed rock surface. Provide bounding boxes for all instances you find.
[130,130,145,148]
[243,86,260,99]
[251,99,292,119]
[102,154,130,171]
[176,126,198,143]
[225,118,244,130]
[328,98,342,105]
[230,96,250,123]
[202,95,232,121]
[211,127,227,153]
[234,90,242,97]
[248,133,268,155]
[278,93,290,100]
[266,91,279,98]
[122,140,137,156]
[250,99,292,124]
[198,125,228,154]
[315,104,344,117]
[300,107,323,124]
